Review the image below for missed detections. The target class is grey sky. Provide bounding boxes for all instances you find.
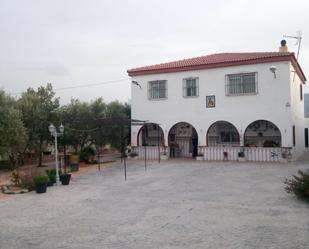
[0,0,308,104]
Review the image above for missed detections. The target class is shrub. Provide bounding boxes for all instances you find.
[19,170,42,191]
[79,146,96,163]
[46,168,62,177]
[10,170,21,186]
[33,175,49,185]
[284,170,309,200]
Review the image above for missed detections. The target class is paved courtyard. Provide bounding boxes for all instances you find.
[0,160,308,249]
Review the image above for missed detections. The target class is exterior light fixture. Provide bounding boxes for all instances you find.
[49,123,64,185]
[269,66,277,78]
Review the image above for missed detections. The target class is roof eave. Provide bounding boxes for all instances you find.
[128,55,306,83]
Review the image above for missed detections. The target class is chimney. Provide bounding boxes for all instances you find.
[279,39,288,52]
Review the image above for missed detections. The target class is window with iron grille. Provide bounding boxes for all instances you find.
[226,72,257,95]
[183,77,199,97]
[148,80,167,100]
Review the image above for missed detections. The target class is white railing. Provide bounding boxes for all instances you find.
[199,146,292,162]
[132,146,292,162]
[132,146,169,160]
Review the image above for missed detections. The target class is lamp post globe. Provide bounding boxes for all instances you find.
[49,124,56,134]
[59,123,64,134]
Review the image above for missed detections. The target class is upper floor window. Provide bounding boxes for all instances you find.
[226,72,258,96]
[148,80,167,99]
[183,77,199,97]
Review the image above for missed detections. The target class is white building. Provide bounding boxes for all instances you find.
[127,41,307,162]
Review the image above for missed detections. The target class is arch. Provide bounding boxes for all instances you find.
[206,121,240,146]
[168,122,198,158]
[137,123,164,146]
[244,120,281,147]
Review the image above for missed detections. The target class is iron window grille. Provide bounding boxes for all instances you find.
[183,77,199,97]
[225,72,258,96]
[148,80,167,100]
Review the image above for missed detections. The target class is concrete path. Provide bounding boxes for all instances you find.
[0,160,308,249]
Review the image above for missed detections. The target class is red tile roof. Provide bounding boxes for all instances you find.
[127,52,306,83]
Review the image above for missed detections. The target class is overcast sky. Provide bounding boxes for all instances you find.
[0,0,308,104]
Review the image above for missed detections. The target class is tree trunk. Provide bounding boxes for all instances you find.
[9,153,16,170]
[38,139,43,167]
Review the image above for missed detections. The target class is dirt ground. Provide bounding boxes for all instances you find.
[0,162,113,200]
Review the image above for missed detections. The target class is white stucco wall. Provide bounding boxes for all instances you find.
[131,61,297,150]
[289,63,307,159]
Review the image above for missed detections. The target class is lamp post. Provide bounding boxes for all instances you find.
[49,123,64,185]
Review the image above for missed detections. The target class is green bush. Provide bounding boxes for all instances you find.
[284,170,309,200]
[79,146,96,163]
[10,169,41,191]
[33,175,49,185]
[46,169,62,177]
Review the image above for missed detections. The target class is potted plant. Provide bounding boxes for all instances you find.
[45,169,56,186]
[196,152,204,161]
[60,173,71,185]
[60,157,71,185]
[238,151,246,162]
[33,175,49,193]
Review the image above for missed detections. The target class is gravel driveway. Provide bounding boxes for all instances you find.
[0,160,308,249]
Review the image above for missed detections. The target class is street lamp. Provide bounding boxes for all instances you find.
[49,123,64,185]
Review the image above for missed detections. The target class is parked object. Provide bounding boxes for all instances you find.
[33,175,49,193]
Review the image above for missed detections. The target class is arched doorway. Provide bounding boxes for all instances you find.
[168,122,198,158]
[207,121,240,146]
[137,123,164,146]
[244,120,281,147]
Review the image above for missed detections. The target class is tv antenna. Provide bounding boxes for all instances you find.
[283,30,302,60]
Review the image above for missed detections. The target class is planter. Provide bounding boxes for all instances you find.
[79,162,87,168]
[60,174,71,185]
[196,156,204,161]
[70,163,79,172]
[47,181,54,187]
[160,154,168,160]
[238,157,246,162]
[35,183,47,193]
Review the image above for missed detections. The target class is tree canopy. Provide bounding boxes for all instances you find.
[0,84,131,167]
[0,90,27,167]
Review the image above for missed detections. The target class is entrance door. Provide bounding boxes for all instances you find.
[192,138,198,157]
